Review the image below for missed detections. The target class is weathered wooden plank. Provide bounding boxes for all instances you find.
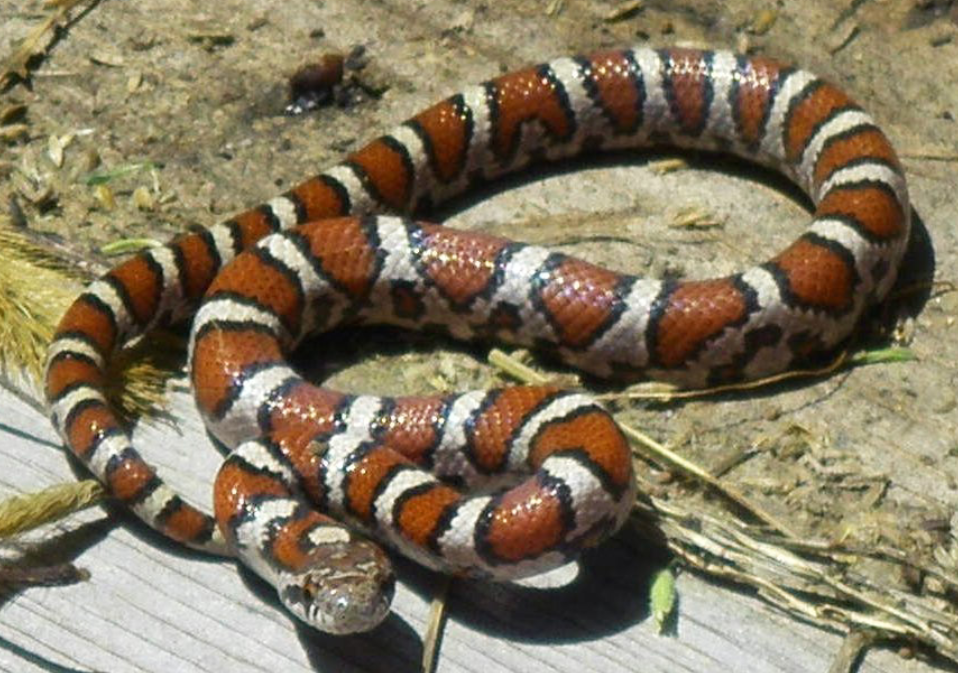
[0,386,939,673]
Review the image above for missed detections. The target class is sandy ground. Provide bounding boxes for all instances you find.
[1,1,957,671]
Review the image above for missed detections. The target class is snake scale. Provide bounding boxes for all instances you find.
[45,46,909,633]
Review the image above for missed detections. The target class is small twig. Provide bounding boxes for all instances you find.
[488,349,800,537]
[487,349,551,385]
[421,576,452,673]
[603,0,644,23]
[889,279,956,304]
[0,0,97,90]
[619,419,799,537]
[604,347,914,403]
[900,151,958,163]
[607,351,851,402]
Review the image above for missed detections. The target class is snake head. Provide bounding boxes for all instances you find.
[279,538,396,634]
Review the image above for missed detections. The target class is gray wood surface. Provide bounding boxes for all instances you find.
[0,386,938,673]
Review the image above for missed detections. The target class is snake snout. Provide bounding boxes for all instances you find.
[280,539,396,634]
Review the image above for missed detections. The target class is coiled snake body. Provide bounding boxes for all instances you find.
[45,47,909,634]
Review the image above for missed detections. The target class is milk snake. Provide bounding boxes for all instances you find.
[45,47,910,634]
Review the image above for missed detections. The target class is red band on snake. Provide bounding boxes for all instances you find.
[45,47,909,634]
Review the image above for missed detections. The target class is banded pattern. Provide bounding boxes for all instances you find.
[45,46,910,634]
